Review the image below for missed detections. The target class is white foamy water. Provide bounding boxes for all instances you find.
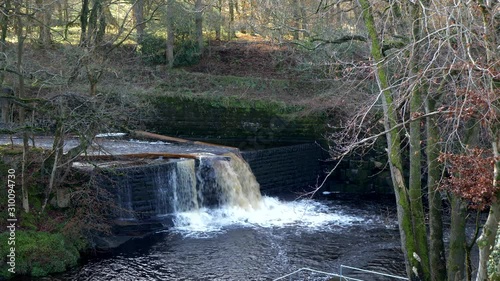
[171,196,365,237]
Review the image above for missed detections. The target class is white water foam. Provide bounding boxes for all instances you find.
[171,196,365,237]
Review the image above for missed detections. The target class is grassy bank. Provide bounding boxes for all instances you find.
[0,231,83,278]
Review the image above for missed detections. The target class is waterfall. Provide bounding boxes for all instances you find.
[173,159,198,212]
[197,152,262,210]
[109,151,262,220]
[154,165,174,215]
[154,159,198,216]
[211,153,262,210]
[116,175,134,220]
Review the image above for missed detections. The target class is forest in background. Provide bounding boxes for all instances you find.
[0,0,498,280]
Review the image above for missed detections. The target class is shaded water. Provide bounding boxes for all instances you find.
[32,196,405,281]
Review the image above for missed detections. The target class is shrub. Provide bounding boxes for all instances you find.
[139,34,200,67]
[139,34,167,65]
[0,231,80,278]
[173,38,200,67]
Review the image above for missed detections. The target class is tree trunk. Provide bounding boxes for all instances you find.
[166,0,175,68]
[195,0,203,53]
[88,0,105,45]
[228,0,235,39]
[476,1,499,279]
[448,195,467,281]
[96,4,106,44]
[409,86,430,280]
[80,0,90,45]
[133,0,145,43]
[426,93,447,281]
[408,2,430,279]
[15,1,29,213]
[477,137,500,281]
[358,0,425,279]
[36,0,52,46]
[291,0,300,40]
[63,0,69,24]
[300,1,308,38]
[0,0,11,86]
[42,119,64,213]
[215,0,222,40]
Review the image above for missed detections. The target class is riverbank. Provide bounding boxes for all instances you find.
[0,145,103,279]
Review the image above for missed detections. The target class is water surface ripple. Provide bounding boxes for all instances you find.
[34,197,405,281]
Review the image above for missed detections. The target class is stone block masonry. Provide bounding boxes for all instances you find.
[241,143,326,194]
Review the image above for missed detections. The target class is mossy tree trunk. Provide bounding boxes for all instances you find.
[478,136,500,281]
[448,195,467,281]
[358,0,429,279]
[291,0,300,40]
[228,0,236,39]
[36,0,52,46]
[133,0,145,43]
[41,118,64,213]
[426,92,447,281]
[0,0,11,86]
[87,0,106,45]
[215,0,222,40]
[80,0,90,45]
[486,135,500,280]
[408,2,430,280]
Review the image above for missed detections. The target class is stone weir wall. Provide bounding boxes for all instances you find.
[242,143,394,195]
[241,143,327,195]
[92,144,393,220]
[144,95,326,149]
[93,143,330,221]
[94,160,184,221]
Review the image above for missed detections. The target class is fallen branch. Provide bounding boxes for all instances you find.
[79,152,202,160]
[129,130,238,150]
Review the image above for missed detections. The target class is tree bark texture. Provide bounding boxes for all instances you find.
[358,0,427,279]
[448,195,467,281]
[408,2,430,280]
[425,94,447,281]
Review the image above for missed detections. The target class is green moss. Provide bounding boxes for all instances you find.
[142,93,325,145]
[0,231,80,278]
[0,145,23,156]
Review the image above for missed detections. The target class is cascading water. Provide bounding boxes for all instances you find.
[110,151,363,236]
[154,159,198,216]
[153,165,172,215]
[170,152,364,236]
[116,175,134,220]
[172,159,198,212]
[45,140,407,281]
[197,153,262,210]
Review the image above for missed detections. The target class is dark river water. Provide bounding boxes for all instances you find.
[1,137,407,280]
[22,195,406,281]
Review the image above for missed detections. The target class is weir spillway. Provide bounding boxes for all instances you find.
[63,139,326,223]
[85,152,263,221]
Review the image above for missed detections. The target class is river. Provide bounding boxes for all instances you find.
[22,195,405,281]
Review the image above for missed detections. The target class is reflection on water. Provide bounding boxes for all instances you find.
[32,196,405,281]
